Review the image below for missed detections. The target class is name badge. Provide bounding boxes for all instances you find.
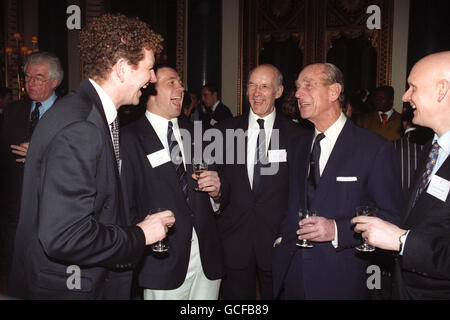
[427,175,450,202]
[336,176,357,182]
[147,149,171,168]
[268,149,287,163]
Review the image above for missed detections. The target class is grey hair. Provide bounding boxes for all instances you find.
[248,64,284,88]
[321,63,345,103]
[23,51,64,85]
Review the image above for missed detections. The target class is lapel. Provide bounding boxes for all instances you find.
[80,80,121,178]
[298,130,315,210]
[403,141,432,223]
[403,141,450,224]
[311,119,353,208]
[235,114,252,192]
[136,116,191,202]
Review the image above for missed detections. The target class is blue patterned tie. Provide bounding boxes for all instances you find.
[168,121,189,202]
[252,119,266,193]
[414,141,440,204]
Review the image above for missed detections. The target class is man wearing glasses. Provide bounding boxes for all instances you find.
[0,51,63,294]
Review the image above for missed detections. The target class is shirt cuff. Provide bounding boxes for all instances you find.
[399,230,410,255]
[210,197,220,212]
[331,220,338,248]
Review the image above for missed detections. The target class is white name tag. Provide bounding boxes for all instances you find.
[268,149,287,163]
[427,175,450,202]
[336,176,357,182]
[147,149,171,168]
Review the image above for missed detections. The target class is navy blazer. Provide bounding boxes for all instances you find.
[272,119,402,299]
[9,80,146,299]
[120,115,225,290]
[394,140,450,299]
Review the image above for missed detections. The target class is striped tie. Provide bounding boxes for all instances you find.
[110,117,120,169]
[414,141,440,205]
[168,121,189,202]
[29,102,42,138]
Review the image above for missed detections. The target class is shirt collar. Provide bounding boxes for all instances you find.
[32,92,57,118]
[378,108,394,120]
[211,100,220,112]
[435,131,450,155]
[315,112,347,143]
[89,79,117,126]
[145,110,179,133]
[248,107,276,130]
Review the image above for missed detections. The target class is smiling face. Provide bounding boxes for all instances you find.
[122,49,156,106]
[295,64,343,131]
[247,65,283,118]
[147,67,185,120]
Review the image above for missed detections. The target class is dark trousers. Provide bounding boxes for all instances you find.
[220,250,273,300]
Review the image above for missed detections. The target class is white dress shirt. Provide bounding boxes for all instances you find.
[89,79,118,141]
[145,111,186,170]
[246,108,276,189]
[312,112,347,247]
[378,108,394,122]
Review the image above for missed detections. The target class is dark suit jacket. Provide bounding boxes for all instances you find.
[200,102,233,128]
[120,115,225,290]
[394,140,450,299]
[9,80,146,299]
[1,98,33,224]
[272,119,402,299]
[216,112,306,271]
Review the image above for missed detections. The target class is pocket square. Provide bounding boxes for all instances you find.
[336,176,357,182]
[273,237,282,247]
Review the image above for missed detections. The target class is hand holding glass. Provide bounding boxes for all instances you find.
[355,206,379,252]
[296,209,316,248]
[149,208,169,252]
[193,160,208,191]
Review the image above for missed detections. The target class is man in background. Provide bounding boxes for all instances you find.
[200,83,233,127]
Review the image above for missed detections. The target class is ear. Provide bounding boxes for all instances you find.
[275,85,284,99]
[113,58,129,83]
[437,79,449,103]
[328,83,342,102]
[50,79,60,90]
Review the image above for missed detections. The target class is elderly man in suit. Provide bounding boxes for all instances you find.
[0,52,62,289]
[121,66,225,300]
[216,64,306,300]
[272,63,402,299]
[353,51,450,299]
[8,14,175,300]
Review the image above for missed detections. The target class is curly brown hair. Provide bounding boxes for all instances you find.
[79,13,164,82]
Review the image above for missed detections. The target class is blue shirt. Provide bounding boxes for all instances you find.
[431,131,450,177]
[29,93,57,120]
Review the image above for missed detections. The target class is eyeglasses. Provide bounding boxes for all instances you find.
[24,74,49,85]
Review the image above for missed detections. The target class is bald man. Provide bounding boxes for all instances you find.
[353,51,450,299]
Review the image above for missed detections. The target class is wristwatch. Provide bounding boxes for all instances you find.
[399,231,408,253]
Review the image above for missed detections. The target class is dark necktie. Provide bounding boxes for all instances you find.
[29,102,42,137]
[168,121,189,202]
[307,133,325,208]
[253,119,266,193]
[413,141,440,206]
[110,116,120,169]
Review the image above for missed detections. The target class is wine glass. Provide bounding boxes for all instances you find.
[296,209,316,248]
[149,208,169,252]
[355,206,379,252]
[193,159,208,191]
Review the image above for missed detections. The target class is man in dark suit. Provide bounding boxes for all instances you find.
[200,83,233,127]
[121,66,225,299]
[0,52,63,289]
[216,64,306,299]
[353,51,450,299]
[8,14,175,300]
[272,63,402,299]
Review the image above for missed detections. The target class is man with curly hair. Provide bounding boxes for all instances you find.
[8,14,175,299]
